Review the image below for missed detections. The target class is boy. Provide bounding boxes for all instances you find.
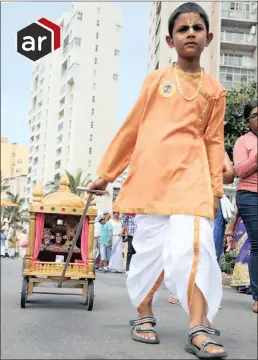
[99,216,112,273]
[89,2,227,358]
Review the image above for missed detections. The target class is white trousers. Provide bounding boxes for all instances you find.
[126,214,222,324]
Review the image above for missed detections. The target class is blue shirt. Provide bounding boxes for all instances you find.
[100,222,113,245]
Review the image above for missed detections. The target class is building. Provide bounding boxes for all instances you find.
[148,1,257,89]
[1,137,29,179]
[26,2,122,211]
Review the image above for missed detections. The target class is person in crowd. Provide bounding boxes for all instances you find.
[122,215,137,275]
[88,3,228,356]
[109,212,125,273]
[94,215,105,270]
[99,215,112,273]
[229,215,250,294]
[233,99,258,313]
[213,151,235,264]
[1,228,7,257]
[8,230,18,259]
[18,229,28,259]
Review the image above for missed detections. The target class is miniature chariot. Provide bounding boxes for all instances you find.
[21,173,97,310]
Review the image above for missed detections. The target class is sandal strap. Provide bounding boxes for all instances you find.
[134,325,156,333]
[189,325,220,341]
[201,338,223,352]
[129,316,156,327]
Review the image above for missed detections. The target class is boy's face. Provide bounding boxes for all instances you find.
[166,13,213,59]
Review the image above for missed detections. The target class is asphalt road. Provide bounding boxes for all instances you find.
[1,258,257,359]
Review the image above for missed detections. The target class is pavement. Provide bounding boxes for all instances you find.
[1,258,257,359]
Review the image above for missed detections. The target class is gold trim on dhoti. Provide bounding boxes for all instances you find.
[187,216,200,310]
[137,270,164,313]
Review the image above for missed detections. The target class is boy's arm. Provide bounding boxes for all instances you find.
[97,74,152,183]
[204,91,226,200]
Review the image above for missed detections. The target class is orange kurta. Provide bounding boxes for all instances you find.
[97,64,226,219]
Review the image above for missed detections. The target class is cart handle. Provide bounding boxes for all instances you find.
[57,189,108,288]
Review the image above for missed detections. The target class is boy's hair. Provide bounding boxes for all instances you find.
[168,2,210,37]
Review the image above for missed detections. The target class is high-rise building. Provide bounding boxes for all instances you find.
[1,137,29,179]
[26,2,122,210]
[148,1,257,89]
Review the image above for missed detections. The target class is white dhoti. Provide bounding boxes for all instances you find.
[126,214,222,324]
[19,247,27,259]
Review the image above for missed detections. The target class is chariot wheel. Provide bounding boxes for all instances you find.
[21,277,28,308]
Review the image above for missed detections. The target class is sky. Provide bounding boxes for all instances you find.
[1,1,150,145]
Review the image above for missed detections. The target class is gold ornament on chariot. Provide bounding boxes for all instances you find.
[159,81,176,98]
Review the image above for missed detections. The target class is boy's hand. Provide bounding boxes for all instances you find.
[213,196,219,218]
[88,177,108,196]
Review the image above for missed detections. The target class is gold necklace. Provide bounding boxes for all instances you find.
[174,63,203,101]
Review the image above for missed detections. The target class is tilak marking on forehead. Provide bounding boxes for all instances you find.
[188,15,194,34]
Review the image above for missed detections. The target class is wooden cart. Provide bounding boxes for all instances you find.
[21,173,97,310]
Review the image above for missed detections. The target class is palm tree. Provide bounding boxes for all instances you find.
[44,170,92,196]
[3,192,28,231]
[65,170,92,196]
[1,177,10,193]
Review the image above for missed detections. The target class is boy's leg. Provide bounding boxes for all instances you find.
[164,215,225,355]
[126,214,170,341]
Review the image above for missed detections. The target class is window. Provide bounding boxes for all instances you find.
[61,60,68,74]
[59,109,64,119]
[78,12,83,20]
[16,168,22,174]
[96,33,99,39]
[58,122,64,132]
[17,159,23,164]
[76,37,81,46]
[226,74,233,81]
[90,134,93,141]
[113,74,118,81]
[91,108,95,115]
[94,58,98,64]
[95,45,98,52]
[97,20,100,26]
[63,34,69,49]
[116,24,121,32]
[93,70,96,76]
[88,160,91,167]
[97,6,100,14]
[93,83,96,90]
[91,121,94,128]
[114,49,120,56]
[92,96,95,102]
[89,147,92,154]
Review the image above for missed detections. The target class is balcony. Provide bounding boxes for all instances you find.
[61,63,79,86]
[221,9,257,26]
[220,56,256,69]
[220,31,257,51]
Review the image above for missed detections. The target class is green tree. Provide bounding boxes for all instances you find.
[3,192,28,230]
[224,82,257,159]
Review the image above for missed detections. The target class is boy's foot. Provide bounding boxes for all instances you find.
[252,301,258,313]
[131,316,159,344]
[103,267,108,273]
[186,325,227,357]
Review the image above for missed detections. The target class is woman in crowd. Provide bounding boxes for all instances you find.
[18,229,28,259]
[94,215,105,270]
[229,215,250,293]
[233,99,257,313]
[109,212,124,273]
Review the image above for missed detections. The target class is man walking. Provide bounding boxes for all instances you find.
[122,215,137,274]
